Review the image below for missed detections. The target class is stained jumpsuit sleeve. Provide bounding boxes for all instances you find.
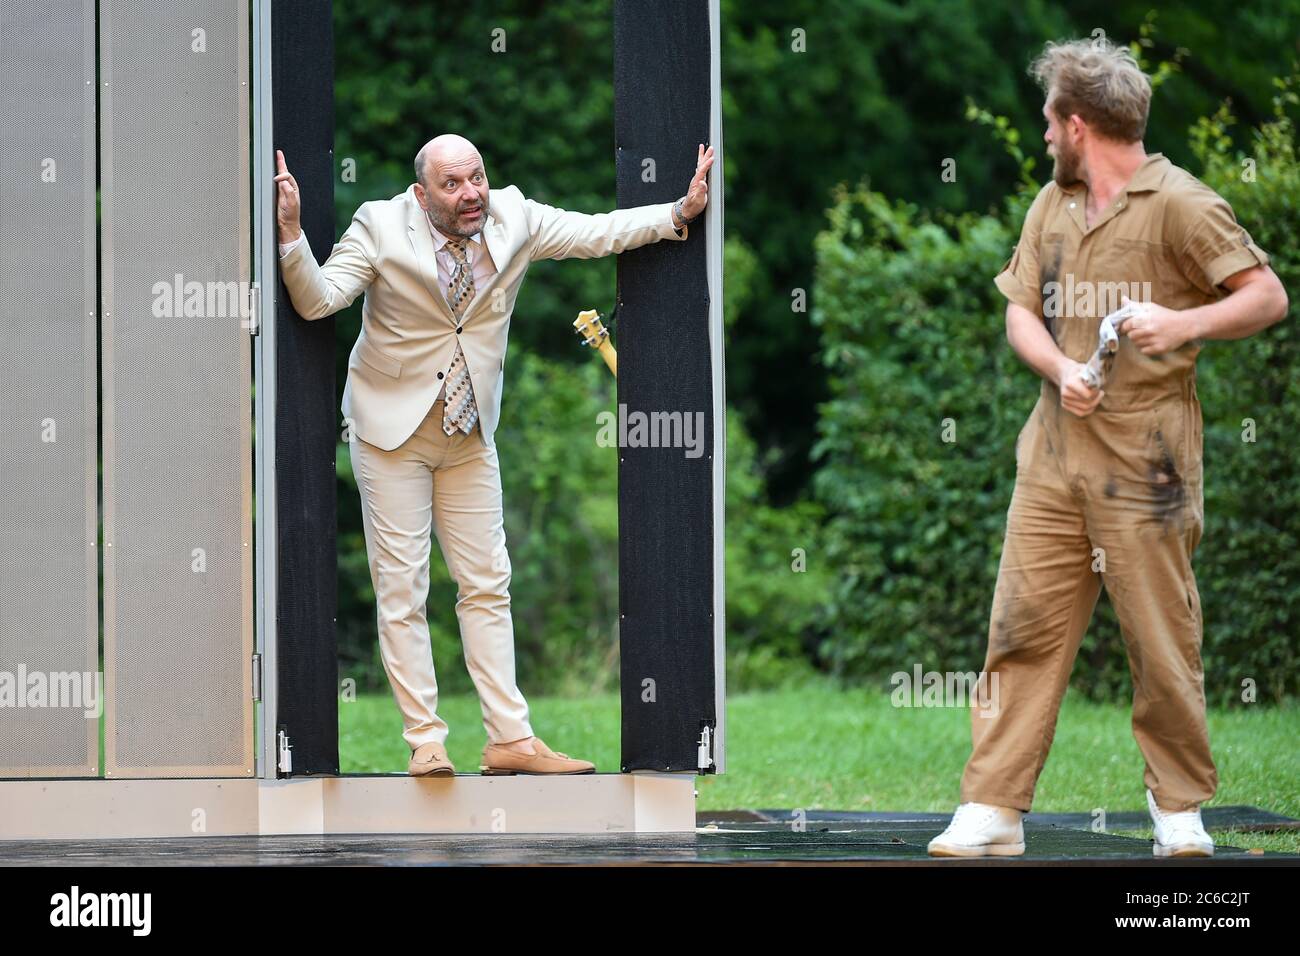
[1165,181,1270,297]
[994,183,1054,319]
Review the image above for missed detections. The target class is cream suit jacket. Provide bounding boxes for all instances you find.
[278,183,689,451]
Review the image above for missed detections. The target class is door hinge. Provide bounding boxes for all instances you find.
[697,721,716,774]
[277,728,293,774]
[251,652,262,701]
[244,282,261,336]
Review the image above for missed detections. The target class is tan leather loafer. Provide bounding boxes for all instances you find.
[408,741,455,777]
[479,736,595,775]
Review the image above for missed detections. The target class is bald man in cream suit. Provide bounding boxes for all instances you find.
[275,135,715,776]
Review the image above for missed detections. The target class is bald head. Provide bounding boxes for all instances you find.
[413,133,491,238]
[414,134,481,188]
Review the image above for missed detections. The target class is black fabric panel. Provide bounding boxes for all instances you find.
[614,0,716,773]
[272,0,338,775]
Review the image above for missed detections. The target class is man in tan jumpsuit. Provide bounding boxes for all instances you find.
[929,38,1288,857]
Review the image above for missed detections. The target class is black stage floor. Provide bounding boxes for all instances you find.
[704,804,1300,833]
[0,807,1296,865]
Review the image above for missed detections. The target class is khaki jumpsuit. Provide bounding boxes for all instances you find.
[960,153,1270,813]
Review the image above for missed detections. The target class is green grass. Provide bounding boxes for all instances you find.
[339,679,1300,854]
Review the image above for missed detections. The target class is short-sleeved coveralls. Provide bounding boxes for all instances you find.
[961,153,1270,813]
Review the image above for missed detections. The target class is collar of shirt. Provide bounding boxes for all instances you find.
[427,219,481,261]
[1058,151,1169,196]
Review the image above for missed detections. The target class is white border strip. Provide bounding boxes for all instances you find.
[707,0,726,775]
[252,0,279,780]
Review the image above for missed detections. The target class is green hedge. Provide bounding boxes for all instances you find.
[810,81,1299,704]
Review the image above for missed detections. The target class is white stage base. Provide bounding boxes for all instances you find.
[0,772,696,840]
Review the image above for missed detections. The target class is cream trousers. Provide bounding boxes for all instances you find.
[349,397,534,751]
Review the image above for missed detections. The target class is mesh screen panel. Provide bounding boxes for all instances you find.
[0,0,99,778]
[101,0,252,777]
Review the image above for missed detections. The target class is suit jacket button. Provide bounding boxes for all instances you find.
[456,326,463,334]
[437,372,444,379]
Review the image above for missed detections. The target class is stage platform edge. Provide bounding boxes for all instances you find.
[0,772,696,840]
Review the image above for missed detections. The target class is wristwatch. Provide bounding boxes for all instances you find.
[673,198,699,228]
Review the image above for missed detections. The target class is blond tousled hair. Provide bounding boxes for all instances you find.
[1030,36,1152,143]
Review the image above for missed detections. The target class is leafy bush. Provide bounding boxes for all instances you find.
[1186,78,1300,702]
[810,186,1033,687]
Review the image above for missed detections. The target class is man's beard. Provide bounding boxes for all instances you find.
[425,195,490,238]
[1052,140,1082,188]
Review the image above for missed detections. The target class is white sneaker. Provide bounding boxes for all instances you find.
[1147,789,1214,858]
[927,802,1026,857]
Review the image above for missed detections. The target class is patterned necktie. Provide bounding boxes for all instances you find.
[441,238,479,436]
